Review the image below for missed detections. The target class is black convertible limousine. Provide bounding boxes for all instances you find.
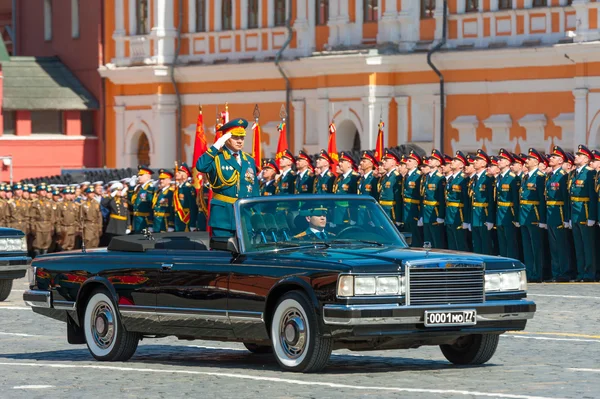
[24,195,536,372]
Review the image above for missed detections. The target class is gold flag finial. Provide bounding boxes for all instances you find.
[253,104,260,122]
[279,104,287,121]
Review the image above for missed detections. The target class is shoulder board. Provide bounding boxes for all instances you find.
[294,231,307,238]
[586,166,594,171]
[436,172,443,177]
[307,171,314,177]
[327,171,333,177]
[509,172,515,177]
[559,169,566,175]
[242,151,251,158]
[460,173,467,178]
[184,182,192,187]
[168,186,175,191]
[353,171,360,176]
[537,171,545,176]
[290,170,296,176]
[416,170,422,175]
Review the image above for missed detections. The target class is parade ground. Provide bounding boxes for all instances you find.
[0,277,598,399]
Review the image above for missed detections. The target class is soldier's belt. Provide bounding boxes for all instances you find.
[546,201,565,206]
[379,200,396,206]
[520,200,540,205]
[133,212,150,217]
[213,193,238,204]
[497,201,514,207]
[571,197,590,202]
[472,202,488,207]
[423,200,439,206]
[110,214,127,221]
[154,212,171,217]
[404,198,420,205]
[446,202,464,208]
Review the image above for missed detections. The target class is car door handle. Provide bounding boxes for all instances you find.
[161,263,174,271]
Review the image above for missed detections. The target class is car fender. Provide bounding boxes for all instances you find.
[264,276,322,331]
[74,276,119,326]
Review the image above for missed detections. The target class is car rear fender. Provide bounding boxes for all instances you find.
[264,277,321,333]
[74,276,119,326]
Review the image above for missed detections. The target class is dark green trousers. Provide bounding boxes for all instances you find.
[572,223,596,280]
[472,226,492,255]
[406,221,424,248]
[548,225,571,280]
[424,223,445,249]
[497,224,520,260]
[446,224,469,252]
[521,224,543,281]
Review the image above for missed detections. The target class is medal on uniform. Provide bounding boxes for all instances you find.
[245,168,255,183]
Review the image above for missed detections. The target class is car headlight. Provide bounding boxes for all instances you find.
[337,275,405,297]
[0,237,27,252]
[485,271,527,292]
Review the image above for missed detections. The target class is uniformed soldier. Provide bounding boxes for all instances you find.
[260,159,279,196]
[545,146,572,282]
[357,150,379,198]
[152,169,175,233]
[445,151,471,251]
[196,118,259,237]
[101,183,130,240]
[0,184,8,227]
[402,150,424,247]
[275,149,296,195]
[6,183,28,233]
[332,151,360,225]
[173,162,198,232]
[131,166,155,233]
[421,149,447,249]
[313,150,336,194]
[55,187,81,251]
[80,186,103,248]
[376,149,402,225]
[29,184,54,257]
[495,149,521,260]
[569,145,597,282]
[470,150,496,255]
[293,204,336,241]
[294,150,315,194]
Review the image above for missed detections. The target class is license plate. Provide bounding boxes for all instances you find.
[424,310,477,327]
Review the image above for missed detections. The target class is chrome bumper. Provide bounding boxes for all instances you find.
[323,299,536,325]
[23,289,76,311]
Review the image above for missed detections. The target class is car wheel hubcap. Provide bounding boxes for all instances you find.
[91,302,115,349]
[279,308,306,359]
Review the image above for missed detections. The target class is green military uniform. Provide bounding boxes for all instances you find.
[55,188,81,251]
[173,182,198,232]
[358,172,378,198]
[495,150,521,260]
[402,152,424,247]
[152,186,174,232]
[445,151,470,252]
[131,179,155,233]
[196,118,259,237]
[295,150,315,194]
[545,147,571,281]
[314,150,335,194]
[569,145,597,281]
[261,180,277,196]
[333,152,360,224]
[519,149,547,282]
[470,150,496,255]
[276,169,297,195]
[421,150,446,249]
[0,184,8,227]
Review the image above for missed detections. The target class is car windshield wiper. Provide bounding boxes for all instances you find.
[328,239,385,247]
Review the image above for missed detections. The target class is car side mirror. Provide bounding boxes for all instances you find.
[210,237,240,254]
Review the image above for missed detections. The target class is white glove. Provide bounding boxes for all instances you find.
[148,227,154,233]
[110,190,117,197]
[190,227,197,232]
[563,222,570,229]
[539,223,547,229]
[567,220,572,229]
[121,188,128,196]
[485,222,494,231]
[461,223,469,230]
[467,223,472,231]
[417,217,424,227]
[395,222,402,227]
[513,222,520,228]
[587,220,595,227]
[349,220,356,226]
[125,229,131,235]
[214,132,232,150]
[167,227,174,232]
[436,218,445,224]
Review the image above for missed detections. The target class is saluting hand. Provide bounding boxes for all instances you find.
[214,132,233,150]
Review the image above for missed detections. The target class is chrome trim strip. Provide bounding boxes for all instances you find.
[23,290,51,308]
[53,300,76,311]
[323,312,535,326]
[118,304,263,322]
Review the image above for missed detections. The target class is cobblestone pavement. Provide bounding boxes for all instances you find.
[1,278,599,399]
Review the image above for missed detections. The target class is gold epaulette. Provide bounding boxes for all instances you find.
[353,171,360,176]
[460,173,467,178]
[586,166,594,171]
[393,170,400,176]
[537,171,545,176]
[509,172,516,178]
[560,169,566,175]
[294,231,307,238]
[327,171,333,177]
[416,170,422,175]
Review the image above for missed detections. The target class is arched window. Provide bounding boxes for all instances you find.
[222,0,233,30]
[196,0,206,32]
[137,0,149,35]
[352,130,361,152]
[364,0,378,23]
[248,0,259,29]
[138,133,151,166]
[316,0,329,26]
[274,0,286,27]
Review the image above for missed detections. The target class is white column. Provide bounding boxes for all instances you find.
[114,105,126,168]
[294,0,312,55]
[361,97,391,150]
[328,0,339,47]
[241,0,248,29]
[292,100,306,153]
[434,0,446,40]
[215,0,223,31]
[152,95,178,167]
[573,88,588,147]
[268,0,274,27]
[573,0,599,42]
[433,95,444,150]
[552,113,575,151]
[518,114,549,153]
[154,0,177,64]
[189,0,197,32]
[398,0,419,50]
[338,0,351,45]
[395,96,409,146]
[354,0,363,45]
[316,98,330,149]
[378,0,399,44]
[113,0,126,64]
[450,116,482,153]
[308,0,316,50]
[483,114,516,153]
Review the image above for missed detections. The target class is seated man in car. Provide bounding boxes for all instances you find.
[294,204,336,241]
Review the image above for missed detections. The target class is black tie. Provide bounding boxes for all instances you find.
[447,176,454,186]
[319,231,327,240]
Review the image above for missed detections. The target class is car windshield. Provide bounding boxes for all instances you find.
[236,196,407,253]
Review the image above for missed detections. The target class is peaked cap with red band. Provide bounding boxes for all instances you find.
[263,158,280,174]
[498,148,514,163]
[549,146,568,162]
[527,148,544,163]
[443,154,453,164]
[407,150,422,165]
[360,150,378,165]
[453,150,467,165]
[176,162,192,177]
[318,149,335,165]
[489,156,499,166]
[281,149,296,163]
[592,149,600,161]
[339,151,357,167]
[383,148,402,163]
[466,154,476,164]
[138,165,154,176]
[475,149,490,163]
[297,150,313,165]
[427,149,445,165]
[576,144,593,159]
[566,152,575,165]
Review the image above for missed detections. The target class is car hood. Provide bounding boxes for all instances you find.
[271,246,522,273]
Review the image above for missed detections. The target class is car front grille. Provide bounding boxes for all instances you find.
[406,263,485,305]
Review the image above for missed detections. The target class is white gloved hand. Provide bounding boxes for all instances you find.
[349,220,356,226]
[436,218,445,225]
[567,220,572,229]
[148,227,154,233]
[110,190,117,198]
[467,223,472,231]
[167,227,175,232]
[125,229,131,235]
[539,223,547,229]
[513,222,520,228]
[485,222,494,231]
[395,222,402,227]
[461,223,469,230]
[121,188,128,196]
[417,217,424,227]
[190,227,197,232]
[214,132,232,150]
[563,222,570,229]
[587,219,595,227]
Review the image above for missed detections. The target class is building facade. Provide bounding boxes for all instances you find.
[0,0,103,182]
[100,0,600,169]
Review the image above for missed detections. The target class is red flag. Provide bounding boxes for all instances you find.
[375,121,384,162]
[192,107,210,234]
[213,104,230,142]
[328,121,339,174]
[275,121,288,169]
[252,120,262,171]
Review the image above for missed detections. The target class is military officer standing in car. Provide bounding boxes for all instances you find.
[294,150,315,194]
[173,162,198,232]
[569,145,597,282]
[445,151,471,251]
[495,149,521,260]
[421,150,447,249]
[196,118,259,237]
[402,151,424,247]
[470,150,496,255]
[152,169,175,233]
[314,150,336,194]
[275,150,296,195]
[80,186,103,248]
[131,166,155,233]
